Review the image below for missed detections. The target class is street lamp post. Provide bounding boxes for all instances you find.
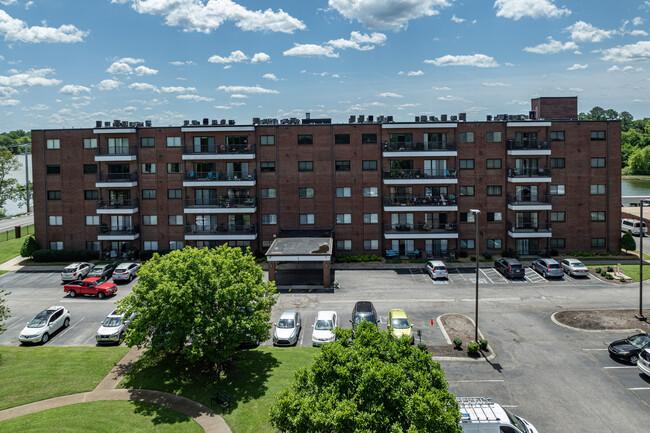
[470,209,481,342]
[637,201,646,321]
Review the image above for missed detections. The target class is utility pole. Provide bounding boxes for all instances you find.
[637,201,646,321]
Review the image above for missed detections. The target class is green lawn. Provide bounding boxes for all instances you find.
[0,400,202,432]
[0,236,25,265]
[0,225,34,244]
[0,270,7,276]
[119,346,319,433]
[0,346,129,410]
[588,264,650,282]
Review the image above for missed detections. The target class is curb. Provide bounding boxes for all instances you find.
[550,311,645,333]
[432,313,495,362]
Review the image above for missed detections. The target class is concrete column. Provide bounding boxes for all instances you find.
[323,261,331,288]
[268,261,276,282]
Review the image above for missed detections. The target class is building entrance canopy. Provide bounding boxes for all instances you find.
[265,237,333,288]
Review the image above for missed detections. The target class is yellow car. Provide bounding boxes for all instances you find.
[388,309,414,344]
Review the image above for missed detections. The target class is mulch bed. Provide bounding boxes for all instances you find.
[427,313,492,359]
[554,309,650,331]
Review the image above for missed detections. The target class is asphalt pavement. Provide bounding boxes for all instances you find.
[0,213,34,233]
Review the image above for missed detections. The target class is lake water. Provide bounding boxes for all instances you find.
[621,178,650,197]
[3,154,32,216]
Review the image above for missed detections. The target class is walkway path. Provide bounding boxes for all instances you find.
[0,346,232,433]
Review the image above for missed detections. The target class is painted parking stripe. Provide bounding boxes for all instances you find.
[57,317,85,338]
[629,387,650,390]
[452,379,505,383]
[455,268,468,282]
[604,366,638,369]
[487,268,510,283]
[479,269,495,284]
[582,348,608,351]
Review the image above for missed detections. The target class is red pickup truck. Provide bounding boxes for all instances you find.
[64,277,118,299]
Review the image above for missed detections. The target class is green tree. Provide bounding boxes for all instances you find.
[117,246,277,366]
[621,231,636,252]
[0,289,10,336]
[627,146,650,172]
[20,235,39,258]
[269,322,462,433]
[0,148,21,215]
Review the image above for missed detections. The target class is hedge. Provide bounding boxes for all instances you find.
[32,249,99,263]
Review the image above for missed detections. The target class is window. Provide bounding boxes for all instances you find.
[486,132,501,142]
[487,186,502,196]
[141,137,155,147]
[85,215,99,226]
[166,137,181,147]
[362,160,377,170]
[591,130,606,140]
[260,135,275,146]
[362,187,378,197]
[298,134,313,145]
[591,157,606,168]
[86,241,100,251]
[169,241,184,250]
[168,215,183,225]
[143,215,158,225]
[550,211,565,222]
[46,139,60,149]
[335,134,350,144]
[83,164,97,174]
[49,215,62,226]
[336,160,350,171]
[550,131,565,141]
[84,190,98,200]
[460,212,476,223]
[261,162,275,172]
[46,165,60,174]
[336,214,352,224]
[142,163,156,173]
[486,159,501,169]
[460,239,475,249]
[459,159,474,169]
[487,212,502,222]
[261,188,276,198]
[144,241,158,250]
[142,189,156,199]
[337,240,352,250]
[591,184,606,195]
[459,132,474,143]
[300,214,315,224]
[167,163,181,173]
[299,187,314,198]
[460,186,475,196]
[83,138,97,149]
[550,185,565,195]
[298,161,313,171]
[47,190,61,200]
[364,240,379,250]
[487,239,502,249]
[591,211,606,222]
[168,189,182,199]
[262,214,277,224]
[49,241,63,250]
[363,213,378,223]
[336,187,351,198]
[362,133,377,143]
[550,158,565,169]
[591,238,606,248]
[550,238,565,249]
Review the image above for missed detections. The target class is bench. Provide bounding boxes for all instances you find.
[211,391,231,408]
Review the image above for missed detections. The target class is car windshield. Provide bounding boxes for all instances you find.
[354,314,375,325]
[504,409,529,433]
[315,320,333,331]
[391,318,410,329]
[277,319,295,328]
[27,312,50,328]
[63,267,76,273]
[627,334,650,348]
[102,316,123,327]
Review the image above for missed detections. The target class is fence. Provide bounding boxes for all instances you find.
[0,224,34,243]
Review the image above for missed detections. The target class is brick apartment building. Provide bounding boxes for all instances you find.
[31,96,621,260]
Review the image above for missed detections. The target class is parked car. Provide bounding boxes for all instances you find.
[87,262,117,281]
[19,306,70,344]
[531,258,563,278]
[608,332,650,364]
[112,262,140,282]
[273,310,301,346]
[560,258,589,277]
[494,258,525,278]
[60,262,94,282]
[638,349,650,378]
[64,277,117,299]
[424,260,448,279]
[387,309,413,344]
[351,301,379,329]
[96,309,136,344]
[621,218,647,236]
[457,397,538,433]
[312,311,337,347]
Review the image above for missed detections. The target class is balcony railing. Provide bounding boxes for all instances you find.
[382,141,458,152]
[182,143,255,155]
[383,194,457,207]
[384,222,458,233]
[96,173,138,183]
[96,198,139,210]
[383,169,457,180]
[507,221,552,233]
[97,225,140,236]
[506,140,551,151]
[184,197,257,208]
[183,170,256,182]
[184,224,257,235]
[95,146,138,156]
[507,167,551,178]
[426,249,458,259]
[508,248,551,258]
[506,194,552,205]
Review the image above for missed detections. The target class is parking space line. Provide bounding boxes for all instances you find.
[57,317,85,338]
[452,379,505,383]
[629,387,650,390]
[490,269,510,284]
[604,366,637,369]
[479,269,494,284]
[454,268,468,282]
[582,348,608,351]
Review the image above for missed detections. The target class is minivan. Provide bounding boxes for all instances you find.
[458,397,538,433]
[622,218,647,236]
[424,260,448,279]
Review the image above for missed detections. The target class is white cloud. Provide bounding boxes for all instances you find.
[506,99,529,105]
[0,99,19,106]
[600,41,650,62]
[328,0,451,31]
[24,1,34,10]
[208,50,248,64]
[629,30,649,36]
[567,63,588,70]
[481,82,511,87]
[396,103,421,109]
[169,60,196,66]
[0,1,17,5]
[524,37,578,54]
[128,82,160,93]
[213,105,232,110]
[134,65,159,76]
[230,101,246,106]
[0,9,88,43]
[633,17,645,26]
[378,92,403,98]
[0,86,18,97]
[569,87,584,92]
[283,44,339,58]
[97,79,122,91]
[494,0,570,20]
[607,65,644,72]
[566,21,615,43]
[451,15,465,23]
[263,73,278,81]
[59,84,91,95]
[28,103,49,111]
[230,94,248,99]
[251,52,270,63]
[176,94,214,102]
[115,0,306,34]
[424,54,498,67]
[223,65,232,70]
[327,31,386,51]
[119,57,144,64]
[107,62,133,75]
[437,95,466,101]
[0,68,61,87]
[217,85,279,94]
[161,86,196,93]
[107,58,154,75]
[432,86,451,91]
[398,70,424,76]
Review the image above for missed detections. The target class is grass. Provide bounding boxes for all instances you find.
[588,264,650,282]
[0,400,202,432]
[0,236,25,265]
[0,346,129,410]
[119,346,319,433]
[0,225,34,244]
[0,270,7,276]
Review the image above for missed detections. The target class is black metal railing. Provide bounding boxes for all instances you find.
[183,197,257,208]
[96,172,138,182]
[96,198,139,210]
[507,167,551,178]
[182,143,255,155]
[383,194,458,207]
[95,146,138,156]
[506,194,552,205]
[382,141,458,152]
[383,169,457,180]
[183,170,256,181]
[384,222,458,233]
[507,221,552,232]
[506,140,551,151]
[509,248,551,258]
[184,224,257,235]
[425,249,457,259]
[97,225,140,235]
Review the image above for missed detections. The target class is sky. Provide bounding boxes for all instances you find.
[0,0,649,131]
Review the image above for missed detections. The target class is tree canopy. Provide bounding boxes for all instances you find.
[0,130,31,154]
[621,231,636,252]
[0,148,22,217]
[269,321,462,433]
[0,289,10,336]
[117,246,277,366]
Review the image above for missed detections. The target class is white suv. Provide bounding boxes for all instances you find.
[458,397,538,432]
[112,262,140,282]
[19,306,70,344]
[61,262,94,282]
[312,311,337,347]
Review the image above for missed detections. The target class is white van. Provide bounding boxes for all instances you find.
[621,219,647,236]
[458,397,538,433]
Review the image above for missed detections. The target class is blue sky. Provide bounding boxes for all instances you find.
[0,0,649,131]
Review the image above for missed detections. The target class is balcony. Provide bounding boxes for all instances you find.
[383,168,457,185]
[95,172,138,188]
[506,140,551,155]
[507,194,552,211]
[384,222,459,240]
[94,146,138,162]
[184,224,257,241]
[97,224,140,240]
[96,198,139,215]
[507,221,552,238]
[507,167,552,183]
[383,195,458,212]
[182,143,256,160]
[382,141,457,157]
[183,197,257,214]
[182,170,256,187]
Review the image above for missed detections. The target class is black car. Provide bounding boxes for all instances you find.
[494,258,525,278]
[87,262,118,281]
[608,332,650,364]
[351,301,379,329]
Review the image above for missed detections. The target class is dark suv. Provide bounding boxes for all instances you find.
[351,301,379,328]
[494,258,525,278]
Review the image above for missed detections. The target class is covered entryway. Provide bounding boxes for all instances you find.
[265,237,333,290]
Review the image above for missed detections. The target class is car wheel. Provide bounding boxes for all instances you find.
[41,333,49,344]
[129,274,134,282]
[69,290,76,298]
[630,354,639,365]
[98,291,105,299]
[63,318,70,328]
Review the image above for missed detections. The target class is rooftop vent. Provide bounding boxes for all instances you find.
[252,117,260,125]
[450,115,458,122]
[145,120,152,127]
[104,121,111,128]
[459,113,466,122]
[486,115,493,121]
[414,116,420,122]
[386,115,394,122]
[349,115,356,123]
[212,119,219,125]
[220,119,226,125]
[183,120,190,126]
[358,115,365,123]
[529,110,537,120]
[440,114,448,122]
[228,119,235,125]
[95,120,102,128]
[203,118,209,126]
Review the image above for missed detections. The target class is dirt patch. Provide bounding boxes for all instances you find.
[428,313,492,359]
[554,309,650,331]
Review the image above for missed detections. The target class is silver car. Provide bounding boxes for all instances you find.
[273,310,301,346]
[61,262,94,282]
[96,309,136,344]
[560,258,589,277]
[532,258,564,278]
[112,262,140,282]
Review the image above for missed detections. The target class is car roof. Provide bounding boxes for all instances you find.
[82,277,101,282]
[279,310,298,319]
[457,398,509,424]
[316,311,336,320]
[354,301,375,312]
[503,258,521,264]
[565,258,582,263]
[116,262,136,268]
[389,309,408,319]
[426,260,445,266]
[66,262,86,267]
[43,306,64,314]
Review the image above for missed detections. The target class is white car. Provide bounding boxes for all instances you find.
[96,309,136,344]
[560,258,590,277]
[273,310,301,346]
[112,262,140,282]
[638,349,650,378]
[312,311,337,347]
[425,260,448,279]
[61,262,94,282]
[19,306,70,344]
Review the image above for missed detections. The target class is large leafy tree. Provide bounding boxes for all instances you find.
[0,289,10,336]
[0,148,21,216]
[269,322,462,433]
[117,246,277,366]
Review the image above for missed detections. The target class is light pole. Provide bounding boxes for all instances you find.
[470,209,481,342]
[637,201,646,321]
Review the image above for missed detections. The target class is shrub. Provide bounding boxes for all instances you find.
[458,251,468,258]
[550,249,559,257]
[138,249,172,261]
[467,342,480,355]
[607,266,614,272]
[606,273,614,280]
[620,277,627,283]
[478,339,488,350]
[417,342,428,352]
[453,337,462,348]
[20,235,39,258]
[595,267,602,273]
[388,259,402,264]
[32,249,99,263]
[336,254,383,263]
[470,256,476,262]
[481,251,492,260]
[599,251,610,256]
[501,250,509,258]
